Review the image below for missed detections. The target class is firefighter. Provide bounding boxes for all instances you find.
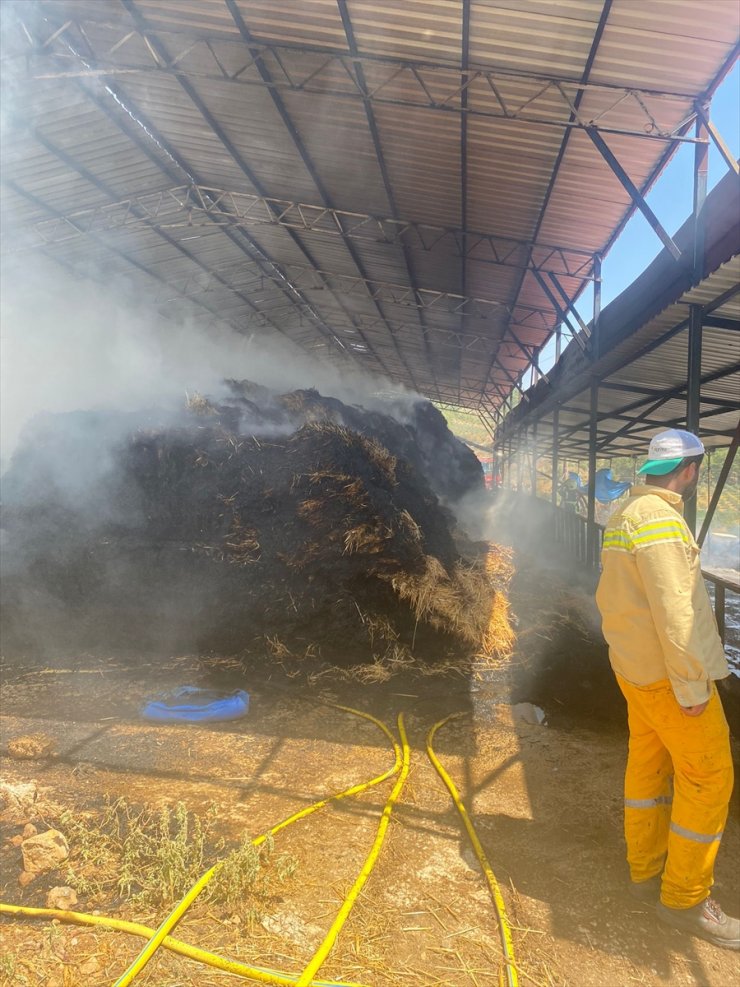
[596,429,738,949]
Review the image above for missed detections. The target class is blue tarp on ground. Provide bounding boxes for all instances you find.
[141,686,250,722]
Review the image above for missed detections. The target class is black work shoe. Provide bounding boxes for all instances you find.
[629,874,661,904]
[657,897,740,950]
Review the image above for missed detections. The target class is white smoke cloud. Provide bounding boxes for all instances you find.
[0,254,418,469]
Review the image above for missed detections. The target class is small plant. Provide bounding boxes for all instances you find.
[61,799,210,906]
[59,798,297,916]
[208,834,298,913]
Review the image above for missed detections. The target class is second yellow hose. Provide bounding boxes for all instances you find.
[426,713,519,987]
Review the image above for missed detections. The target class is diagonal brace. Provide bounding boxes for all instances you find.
[532,269,588,352]
[586,127,682,260]
[693,102,740,177]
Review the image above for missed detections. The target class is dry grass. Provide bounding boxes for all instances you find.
[343,523,389,556]
[265,634,294,660]
[296,422,398,487]
[381,551,514,658]
[186,391,217,415]
[223,518,261,563]
[396,509,422,544]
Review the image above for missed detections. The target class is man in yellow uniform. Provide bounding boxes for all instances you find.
[596,429,737,949]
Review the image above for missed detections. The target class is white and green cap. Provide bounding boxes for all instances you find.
[637,428,705,476]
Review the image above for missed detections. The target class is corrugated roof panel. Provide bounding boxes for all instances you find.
[371,103,462,228]
[1,0,737,413]
[591,1,738,91]
[345,0,463,63]
[232,0,347,49]
[278,91,393,216]
[470,0,601,76]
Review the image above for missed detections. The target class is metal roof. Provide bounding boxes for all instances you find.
[1,1,738,411]
[497,170,740,457]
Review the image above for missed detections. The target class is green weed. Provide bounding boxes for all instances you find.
[59,798,297,916]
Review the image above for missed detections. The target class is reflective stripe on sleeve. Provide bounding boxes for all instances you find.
[631,519,689,548]
[670,821,723,844]
[603,529,634,552]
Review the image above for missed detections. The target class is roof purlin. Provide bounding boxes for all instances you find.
[58,73,354,360]
[4,178,260,340]
[458,0,471,406]
[518,43,740,410]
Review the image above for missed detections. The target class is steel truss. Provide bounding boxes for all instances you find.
[11,7,710,145]
[8,184,597,280]
[135,258,555,330]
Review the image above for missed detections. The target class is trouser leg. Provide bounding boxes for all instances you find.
[618,677,673,882]
[616,676,734,909]
[659,685,734,909]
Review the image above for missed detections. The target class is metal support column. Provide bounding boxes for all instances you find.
[586,381,599,567]
[592,254,602,360]
[685,303,703,534]
[552,408,559,506]
[531,420,538,496]
[693,109,709,285]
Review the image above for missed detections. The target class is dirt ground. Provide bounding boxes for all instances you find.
[1,558,739,987]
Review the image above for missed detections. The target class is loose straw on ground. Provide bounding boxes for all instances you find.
[426,713,519,987]
[2,705,398,987]
[296,712,410,986]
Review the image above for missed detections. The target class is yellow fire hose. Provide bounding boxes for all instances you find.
[111,704,400,986]
[0,904,364,987]
[426,714,519,987]
[1,704,398,987]
[4,707,518,986]
[296,713,410,986]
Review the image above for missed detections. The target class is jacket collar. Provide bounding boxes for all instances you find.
[631,484,684,514]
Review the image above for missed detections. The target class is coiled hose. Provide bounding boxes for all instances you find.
[426,713,519,987]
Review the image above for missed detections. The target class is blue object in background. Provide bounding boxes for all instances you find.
[594,468,631,503]
[141,686,249,723]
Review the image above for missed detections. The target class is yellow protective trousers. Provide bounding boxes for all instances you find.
[616,675,734,909]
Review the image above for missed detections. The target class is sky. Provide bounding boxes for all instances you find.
[537,62,740,378]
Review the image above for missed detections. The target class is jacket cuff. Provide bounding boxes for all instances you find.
[671,678,712,708]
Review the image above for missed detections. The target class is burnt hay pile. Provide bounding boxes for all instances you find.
[1,384,513,665]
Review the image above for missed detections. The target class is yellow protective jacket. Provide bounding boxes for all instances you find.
[595,484,729,707]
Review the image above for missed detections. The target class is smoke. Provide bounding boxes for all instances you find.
[0,254,419,470]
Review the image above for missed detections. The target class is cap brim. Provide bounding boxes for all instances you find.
[637,457,683,476]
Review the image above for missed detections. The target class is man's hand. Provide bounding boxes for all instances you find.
[681,700,709,717]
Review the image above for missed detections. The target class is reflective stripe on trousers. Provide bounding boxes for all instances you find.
[616,675,733,909]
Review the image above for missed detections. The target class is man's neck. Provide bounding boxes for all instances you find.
[646,477,684,496]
